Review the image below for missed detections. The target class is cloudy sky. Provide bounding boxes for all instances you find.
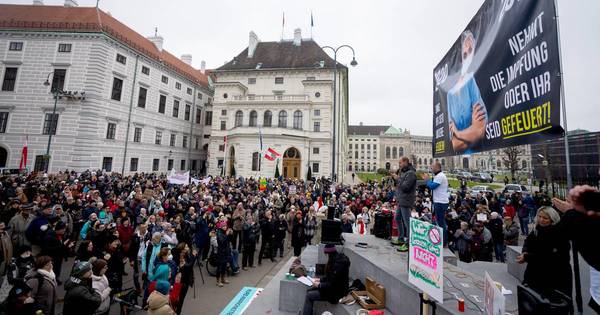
[6,0,600,135]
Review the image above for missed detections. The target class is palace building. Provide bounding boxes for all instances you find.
[0,1,213,173]
[208,29,350,181]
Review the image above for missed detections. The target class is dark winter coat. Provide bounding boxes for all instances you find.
[291,219,305,248]
[242,222,260,250]
[274,219,288,242]
[318,252,351,303]
[395,165,417,208]
[488,217,504,245]
[25,269,57,315]
[522,224,572,297]
[63,276,102,315]
[216,230,232,264]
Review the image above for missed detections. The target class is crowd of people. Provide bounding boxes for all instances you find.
[0,157,598,314]
[0,167,401,315]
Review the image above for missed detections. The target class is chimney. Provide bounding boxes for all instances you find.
[200,60,206,74]
[293,28,302,46]
[64,0,78,7]
[147,35,164,52]
[181,54,192,66]
[33,0,43,5]
[248,31,259,58]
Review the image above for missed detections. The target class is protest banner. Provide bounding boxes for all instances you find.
[220,287,262,315]
[167,169,190,185]
[408,218,444,303]
[433,0,563,157]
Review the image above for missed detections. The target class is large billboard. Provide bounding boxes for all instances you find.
[433,0,564,157]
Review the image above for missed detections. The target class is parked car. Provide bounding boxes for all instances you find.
[456,171,473,181]
[471,172,493,183]
[503,184,530,195]
[470,185,495,197]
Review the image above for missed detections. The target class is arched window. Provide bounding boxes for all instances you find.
[235,110,243,127]
[348,163,353,171]
[293,110,303,130]
[429,158,433,165]
[278,111,287,128]
[392,147,398,159]
[441,159,445,166]
[251,152,260,171]
[263,110,272,127]
[385,162,391,170]
[249,110,257,127]
[418,158,422,165]
[522,160,527,169]
[497,160,502,168]
[386,147,391,159]
[462,157,469,169]
[398,147,404,157]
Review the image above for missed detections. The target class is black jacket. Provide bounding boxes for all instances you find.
[274,220,288,242]
[242,222,260,249]
[216,230,232,264]
[291,219,305,248]
[522,224,572,297]
[260,218,275,240]
[395,165,417,207]
[62,276,102,315]
[560,210,600,271]
[318,252,351,303]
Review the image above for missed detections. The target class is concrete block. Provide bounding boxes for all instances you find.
[443,247,457,266]
[506,246,525,282]
[279,277,309,313]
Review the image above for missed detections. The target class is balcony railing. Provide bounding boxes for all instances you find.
[231,95,309,102]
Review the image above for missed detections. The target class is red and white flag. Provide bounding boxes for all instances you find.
[264,147,281,161]
[19,136,28,170]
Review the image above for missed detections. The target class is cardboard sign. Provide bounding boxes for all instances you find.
[408,218,444,303]
[484,271,505,315]
[288,184,296,195]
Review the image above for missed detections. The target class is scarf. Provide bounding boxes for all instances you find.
[358,221,365,235]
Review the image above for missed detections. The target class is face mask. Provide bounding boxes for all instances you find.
[167,254,173,261]
[24,296,35,304]
[461,53,473,76]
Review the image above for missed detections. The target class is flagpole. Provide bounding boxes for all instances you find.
[223,135,228,177]
[310,10,314,39]
[281,12,285,41]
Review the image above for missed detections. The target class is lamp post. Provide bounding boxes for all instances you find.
[321,45,357,182]
[43,72,59,173]
[43,71,85,173]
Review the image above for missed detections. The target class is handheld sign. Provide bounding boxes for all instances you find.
[408,218,444,303]
[484,271,505,315]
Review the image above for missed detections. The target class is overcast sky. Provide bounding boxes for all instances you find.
[6,0,600,136]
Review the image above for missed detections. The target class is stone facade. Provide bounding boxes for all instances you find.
[207,30,349,181]
[0,4,213,174]
[348,124,531,174]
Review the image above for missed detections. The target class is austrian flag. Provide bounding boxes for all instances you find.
[264,147,281,161]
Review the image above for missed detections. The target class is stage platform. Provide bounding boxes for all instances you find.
[244,232,594,314]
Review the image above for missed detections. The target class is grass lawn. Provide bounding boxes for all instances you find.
[356,172,386,182]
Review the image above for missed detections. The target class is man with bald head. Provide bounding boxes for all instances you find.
[423,162,449,246]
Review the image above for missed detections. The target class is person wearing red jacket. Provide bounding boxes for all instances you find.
[502,199,516,219]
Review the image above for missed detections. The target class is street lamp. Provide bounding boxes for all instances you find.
[43,72,60,173]
[42,72,85,173]
[321,44,357,181]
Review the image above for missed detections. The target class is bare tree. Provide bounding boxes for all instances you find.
[502,146,524,180]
